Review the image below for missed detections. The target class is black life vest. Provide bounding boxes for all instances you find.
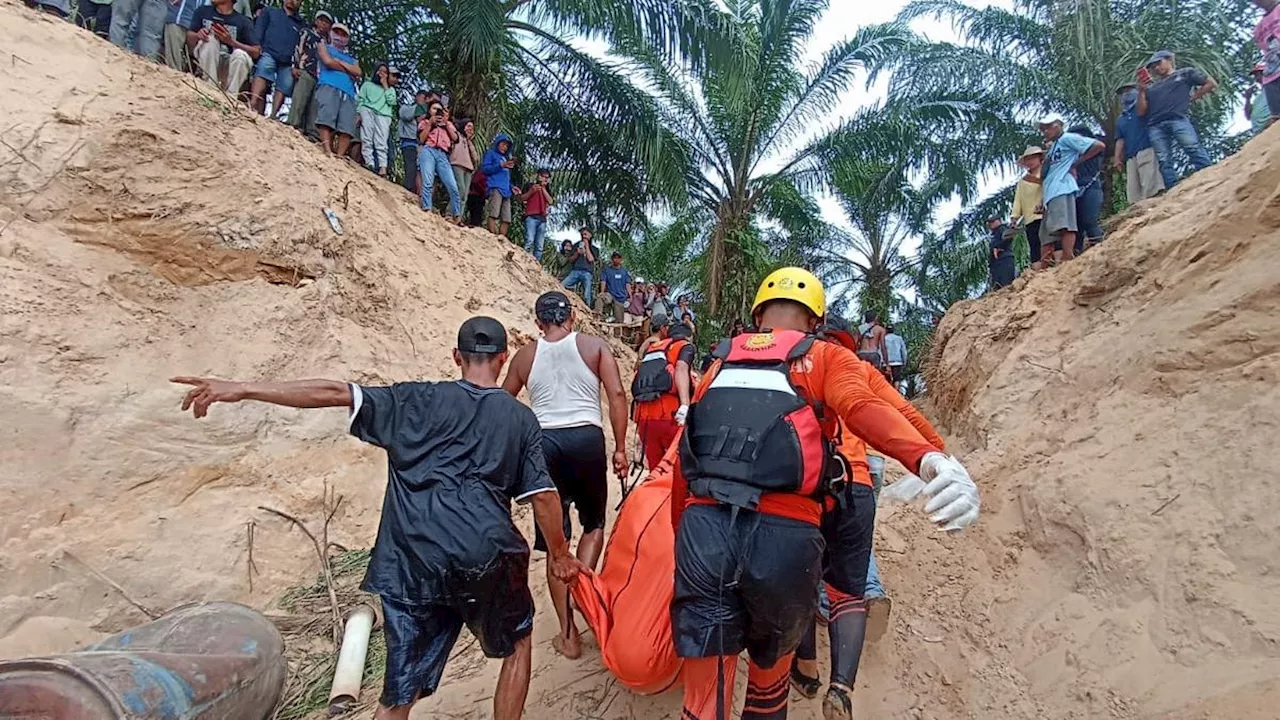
[632,338,687,403]
[679,330,845,508]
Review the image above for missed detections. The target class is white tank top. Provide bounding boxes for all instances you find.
[527,332,602,429]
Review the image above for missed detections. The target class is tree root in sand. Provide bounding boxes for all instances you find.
[258,482,344,645]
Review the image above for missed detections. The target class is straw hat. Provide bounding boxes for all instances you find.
[1019,145,1045,161]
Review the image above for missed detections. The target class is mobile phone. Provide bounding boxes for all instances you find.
[1137,67,1151,84]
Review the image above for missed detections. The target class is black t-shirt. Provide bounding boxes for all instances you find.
[349,380,555,603]
[190,5,255,52]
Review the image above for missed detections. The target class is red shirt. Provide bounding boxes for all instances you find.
[522,184,550,217]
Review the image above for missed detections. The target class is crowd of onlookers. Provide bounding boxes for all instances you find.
[985,0,1280,292]
[22,0,589,253]
[984,47,1231,291]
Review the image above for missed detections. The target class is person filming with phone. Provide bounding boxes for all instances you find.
[1136,50,1217,189]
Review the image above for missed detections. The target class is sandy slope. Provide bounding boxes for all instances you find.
[4,1,1280,719]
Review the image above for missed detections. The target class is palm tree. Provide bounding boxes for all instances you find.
[888,0,1258,210]
[321,0,728,228]
[609,0,929,320]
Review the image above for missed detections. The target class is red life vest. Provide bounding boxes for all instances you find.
[678,330,844,507]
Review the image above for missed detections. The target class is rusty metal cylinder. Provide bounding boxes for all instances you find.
[0,601,286,719]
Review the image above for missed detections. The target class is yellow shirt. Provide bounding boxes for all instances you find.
[1011,176,1044,224]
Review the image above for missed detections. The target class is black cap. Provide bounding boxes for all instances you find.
[457,316,508,354]
[535,291,572,325]
[611,251,622,259]
[669,322,693,340]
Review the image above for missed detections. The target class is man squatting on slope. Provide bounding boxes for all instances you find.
[672,267,979,720]
[172,317,586,720]
[502,291,630,659]
[790,315,950,719]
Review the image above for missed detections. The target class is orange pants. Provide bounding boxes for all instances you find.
[637,418,680,470]
[681,653,793,720]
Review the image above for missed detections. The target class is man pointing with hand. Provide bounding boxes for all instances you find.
[172,316,584,720]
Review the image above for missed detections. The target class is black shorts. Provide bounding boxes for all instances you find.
[857,351,883,369]
[821,483,876,599]
[378,554,534,708]
[533,424,608,551]
[889,365,904,384]
[672,504,824,668]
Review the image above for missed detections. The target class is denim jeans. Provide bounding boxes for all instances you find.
[1147,117,1211,188]
[524,216,547,260]
[418,146,461,217]
[109,0,164,59]
[400,142,418,192]
[563,268,594,306]
[1075,179,1104,254]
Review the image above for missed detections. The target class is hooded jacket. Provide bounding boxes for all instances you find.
[481,133,515,197]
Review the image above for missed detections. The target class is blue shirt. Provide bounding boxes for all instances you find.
[1042,132,1099,203]
[317,45,357,97]
[1142,67,1210,125]
[1115,108,1152,160]
[253,6,304,64]
[167,0,207,29]
[602,267,631,302]
[884,333,907,366]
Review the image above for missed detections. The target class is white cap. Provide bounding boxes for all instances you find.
[1037,115,1064,128]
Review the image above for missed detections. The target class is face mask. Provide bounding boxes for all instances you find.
[330,33,349,50]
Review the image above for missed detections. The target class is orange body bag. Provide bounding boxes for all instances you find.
[570,442,682,695]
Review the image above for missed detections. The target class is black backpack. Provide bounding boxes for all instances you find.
[631,338,682,403]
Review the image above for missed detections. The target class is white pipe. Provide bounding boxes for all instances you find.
[327,603,375,717]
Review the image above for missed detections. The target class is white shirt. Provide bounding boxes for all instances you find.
[527,332,602,429]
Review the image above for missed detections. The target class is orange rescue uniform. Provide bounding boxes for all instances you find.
[673,340,941,529]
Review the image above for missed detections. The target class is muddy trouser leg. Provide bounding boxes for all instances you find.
[822,483,875,689]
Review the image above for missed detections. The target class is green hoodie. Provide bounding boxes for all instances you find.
[356,82,396,118]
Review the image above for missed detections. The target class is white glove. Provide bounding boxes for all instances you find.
[881,453,980,532]
[674,405,689,426]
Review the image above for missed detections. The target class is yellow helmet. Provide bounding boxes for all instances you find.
[751,267,826,318]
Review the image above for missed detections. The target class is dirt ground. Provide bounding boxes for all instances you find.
[3,1,1280,718]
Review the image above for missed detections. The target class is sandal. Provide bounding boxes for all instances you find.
[789,660,821,699]
[823,684,853,720]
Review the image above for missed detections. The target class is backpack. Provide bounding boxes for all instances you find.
[678,330,845,509]
[631,338,685,403]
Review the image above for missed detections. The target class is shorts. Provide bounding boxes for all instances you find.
[314,84,356,136]
[857,350,883,368]
[486,189,512,222]
[1125,147,1164,202]
[672,504,824,668]
[252,53,295,97]
[533,424,608,551]
[820,483,876,598]
[1041,193,1078,239]
[378,555,534,707]
[888,364,904,384]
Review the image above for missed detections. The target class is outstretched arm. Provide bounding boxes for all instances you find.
[171,377,352,419]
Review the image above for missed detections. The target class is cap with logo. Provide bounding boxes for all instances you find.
[535,291,572,325]
[456,316,508,355]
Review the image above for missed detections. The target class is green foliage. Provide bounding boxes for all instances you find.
[888,0,1259,205]
[317,0,725,231]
